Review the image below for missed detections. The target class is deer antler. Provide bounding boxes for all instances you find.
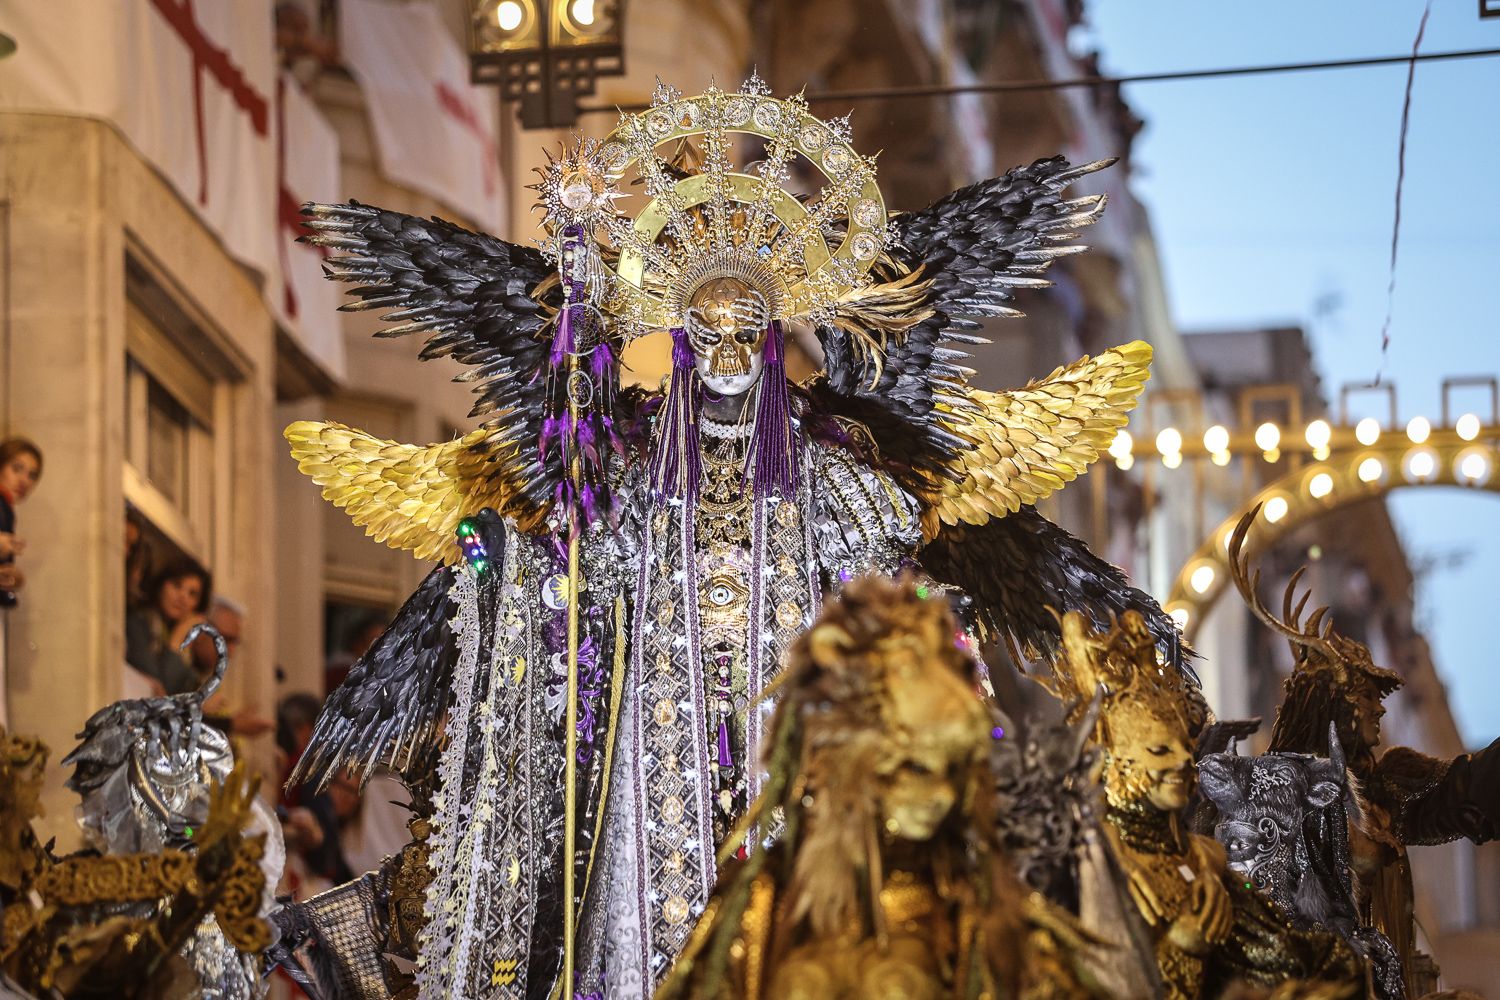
[1227,507,1339,662]
[1282,566,1310,626]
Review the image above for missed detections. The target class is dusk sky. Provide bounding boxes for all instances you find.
[1087,1,1500,747]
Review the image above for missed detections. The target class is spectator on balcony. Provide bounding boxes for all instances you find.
[0,437,43,608]
[275,0,338,75]
[125,555,211,695]
[191,594,274,738]
[124,507,151,611]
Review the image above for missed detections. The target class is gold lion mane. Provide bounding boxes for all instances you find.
[770,575,1026,970]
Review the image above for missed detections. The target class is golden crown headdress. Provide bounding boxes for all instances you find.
[534,73,887,335]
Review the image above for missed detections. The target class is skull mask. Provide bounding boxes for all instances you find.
[685,276,770,396]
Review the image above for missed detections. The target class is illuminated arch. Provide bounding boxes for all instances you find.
[1165,430,1500,641]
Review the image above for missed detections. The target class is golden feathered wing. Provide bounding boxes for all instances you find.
[924,340,1151,537]
[284,421,536,564]
[286,153,1148,569]
[284,200,568,564]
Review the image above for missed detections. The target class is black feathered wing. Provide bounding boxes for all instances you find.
[810,156,1116,505]
[296,202,561,549]
[894,156,1111,321]
[920,505,1192,679]
[287,565,460,792]
[809,157,1186,673]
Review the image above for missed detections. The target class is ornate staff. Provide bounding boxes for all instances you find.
[562,364,582,993]
[546,207,618,992]
[535,141,624,991]
[556,231,585,994]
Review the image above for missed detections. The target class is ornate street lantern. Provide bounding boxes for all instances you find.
[468,0,625,129]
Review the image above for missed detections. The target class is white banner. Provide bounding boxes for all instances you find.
[0,0,281,297]
[0,1,352,379]
[340,0,506,235]
[276,72,346,379]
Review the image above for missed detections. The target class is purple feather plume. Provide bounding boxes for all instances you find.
[539,224,621,531]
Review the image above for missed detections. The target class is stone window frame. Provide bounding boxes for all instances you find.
[124,303,218,563]
[122,247,248,567]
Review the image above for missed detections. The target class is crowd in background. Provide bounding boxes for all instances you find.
[122,515,272,738]
[121,504,408,912]
[276,688,411,901]
[1,423,409,963]
[276,613,409,912]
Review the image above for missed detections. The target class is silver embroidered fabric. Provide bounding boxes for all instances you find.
[810,443,922,584]
[411,444,926,998]
[595,686,647,999]
[416,538,554,998]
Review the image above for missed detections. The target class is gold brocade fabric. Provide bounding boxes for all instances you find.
[1105,804,1216,1000]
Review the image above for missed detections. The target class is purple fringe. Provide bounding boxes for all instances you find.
[590,337,615,380]
[550,293,576,366]
[747,321,798,498]
[646,327,702,504]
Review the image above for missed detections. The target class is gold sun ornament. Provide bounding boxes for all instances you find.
[533,136,626,233]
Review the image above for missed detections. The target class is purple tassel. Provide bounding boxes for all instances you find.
[551,301,576,365]
[577,417,599,465]
[589,338,615,380]
[747,320,798,498]
[580,482,598,526]
[540,224,621,531]
[538,414,563,461]
[646,327,702,504]
[671,323,694,369]
[717,720,733,767]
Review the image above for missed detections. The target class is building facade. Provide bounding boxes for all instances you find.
[1175,326,1500,991]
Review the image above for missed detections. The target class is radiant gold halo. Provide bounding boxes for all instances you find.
[590,80,888,334]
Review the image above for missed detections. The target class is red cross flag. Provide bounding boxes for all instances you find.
[341,0,507,235]
[0,0,280,290]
